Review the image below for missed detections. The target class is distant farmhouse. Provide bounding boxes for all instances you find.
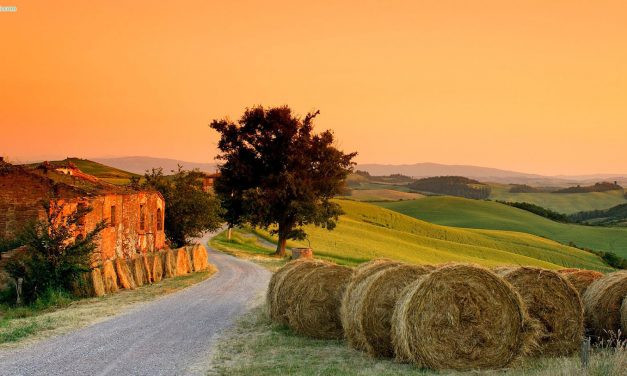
[0,157,166,261]
[200,171,220,192]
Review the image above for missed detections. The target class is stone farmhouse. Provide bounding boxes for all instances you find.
[0,158,166,261]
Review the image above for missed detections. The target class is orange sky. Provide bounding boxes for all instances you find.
[1,1,626,175]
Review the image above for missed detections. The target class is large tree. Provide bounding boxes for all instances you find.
[210,105,356,256]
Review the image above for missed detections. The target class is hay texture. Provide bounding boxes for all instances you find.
[497,267,583,356]
[173,247,192,276]
[621,297,627,334]
[114,258,136,290]
[73,269,105,297]
[582,270,627,339]
[150,253,163,283]
[269,259,329,325]
[161,249,176,278]
[90,268,105,297]
[129,256,147,287]
[392,264,535,371]
[340,259,402,350]
[286,264,353,339]
[266,259,311,315]
[142,254,153,283]
[101,260,119,293]
[356,264,433,358]
[561,269,604,297]
[188,244,209,271]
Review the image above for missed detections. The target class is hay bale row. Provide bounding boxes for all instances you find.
[496,267,583,356]
[622,297,627,334]
[71,244,212,298]
[558,268,604,297]
[582,270,627,340]
[267,260,601,371]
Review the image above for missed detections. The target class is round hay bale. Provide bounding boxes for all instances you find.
[340,259,402,350]
[270,259,329,325]
[114,258,136,290]
[174,247,192,276]
[189,244,209,271]
[582,270,627,340]
[266,259,312,314]
[357,264,433,358]
[142,254,153,283]
[621,297,627,334]
[101,260,119,293]
[128,256,147,287]
[562,270,604,297]
[91,268,105,297]
[287,264,353,339]
[392,264,537,370]
[162,249,176,278]
[497,267,583,356]
[150,253,163,283]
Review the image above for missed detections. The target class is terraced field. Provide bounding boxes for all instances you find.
[212,200,611,271]
[378,196,627,258]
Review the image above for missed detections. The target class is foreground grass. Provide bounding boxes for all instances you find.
[209,305,626,376]
[0,268,215,347]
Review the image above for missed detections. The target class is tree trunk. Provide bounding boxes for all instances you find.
[274,225,287,257]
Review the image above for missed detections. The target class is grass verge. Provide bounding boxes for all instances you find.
[209,305,626,376]
[0,266,216,348]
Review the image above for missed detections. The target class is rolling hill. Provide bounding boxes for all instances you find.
[92,156,216,175]
[212,200,611,271]
[377,196,627,258]
[489,184,626,214]
[25,158,138,185]
[341,189,424,202]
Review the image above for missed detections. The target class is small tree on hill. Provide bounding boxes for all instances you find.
[143,167,223,247]
[210,105,356,256]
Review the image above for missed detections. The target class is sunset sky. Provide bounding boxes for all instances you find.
[1,1,626,175]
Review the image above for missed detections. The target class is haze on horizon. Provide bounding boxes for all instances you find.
[1,1,626,176]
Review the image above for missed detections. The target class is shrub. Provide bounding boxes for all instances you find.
[3,202,105,305]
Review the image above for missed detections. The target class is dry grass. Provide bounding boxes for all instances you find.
[208,304,627,376]
[0,268,216,348]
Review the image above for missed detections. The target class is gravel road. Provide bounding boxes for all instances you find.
[0,232,271,376]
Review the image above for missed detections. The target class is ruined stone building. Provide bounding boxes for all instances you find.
[0,158,166,261]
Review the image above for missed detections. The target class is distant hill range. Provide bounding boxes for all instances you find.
[92,156,217,175]
[356,162,627,186]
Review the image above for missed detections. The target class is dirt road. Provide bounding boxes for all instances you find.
[0,232,271,376]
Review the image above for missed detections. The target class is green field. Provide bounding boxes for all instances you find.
[378,196,627,259]
[25,158,139,185]
[341,189,424,202]
[489,184,626,214]
[212,200,611,271]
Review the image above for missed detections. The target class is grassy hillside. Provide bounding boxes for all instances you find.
[489,184,626,214]
[26,158,138,185]
[212,200,611,271]
[378,196,627,258]
[341,189,424,202]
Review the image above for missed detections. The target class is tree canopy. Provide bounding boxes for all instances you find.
[210,105,356,256]
[143,167,223,247]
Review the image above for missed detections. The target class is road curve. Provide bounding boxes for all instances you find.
[0,232,271,376]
